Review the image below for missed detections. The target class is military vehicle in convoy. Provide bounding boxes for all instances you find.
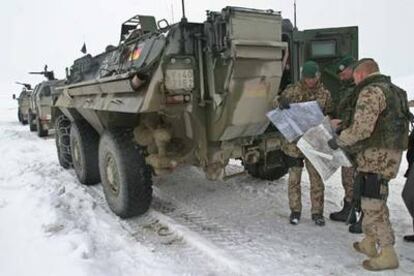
[12,82,33,125]
[28,66,65,137]
[53,6,358,218]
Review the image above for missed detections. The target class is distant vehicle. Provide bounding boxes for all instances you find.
[12,82,32,125]
[28,66,65,137]
[53,6,358,218]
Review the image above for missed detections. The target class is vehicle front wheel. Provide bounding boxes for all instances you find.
[55,114,72,169]
[17,109,22,123]
[99,130,153,218]
[28,111,37,132]
[70,121,100,185]
[36,118,48,137]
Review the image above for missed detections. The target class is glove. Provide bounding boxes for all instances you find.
[328,138,339,150]
[278,97,290,110]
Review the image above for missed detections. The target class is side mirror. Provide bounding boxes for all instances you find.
[12,94,16,100]
[157,19,170,32]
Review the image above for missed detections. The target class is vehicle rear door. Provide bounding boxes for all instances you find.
[292,26,358,105]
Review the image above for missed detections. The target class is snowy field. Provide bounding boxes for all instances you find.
[0,94,413,276]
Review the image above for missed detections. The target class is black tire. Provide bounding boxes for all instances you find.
[36,118,48,137]
[28,111,37,132]
[18,110,28,125]
[244,150,289,181]
[17,109,23,123]
[55,114,72,169]
[99,130,152,218]
[70,121,100,185]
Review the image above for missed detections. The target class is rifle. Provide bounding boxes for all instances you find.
[15,81,32,90]
[346,171,363,225]
[342,150,362,225]
[29,65,56,81]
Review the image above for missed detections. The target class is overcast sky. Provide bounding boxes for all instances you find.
[1,0,413,96]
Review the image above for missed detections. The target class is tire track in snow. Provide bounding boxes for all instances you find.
[88,182,283,275]
[151,187,285,275]
[86,185,242,275]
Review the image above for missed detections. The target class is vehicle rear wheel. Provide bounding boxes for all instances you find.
[99,130,153,218]
[36,118,48,137]
[244,150,289,181]
[70,121,100,185]
[55,114,72,169]
[28,111,37,132]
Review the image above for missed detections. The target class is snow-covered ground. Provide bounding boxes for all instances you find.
[0,94,413,276]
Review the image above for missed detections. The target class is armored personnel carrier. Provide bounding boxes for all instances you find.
[12,82,32,125]
[53,6,358,218]
[28,66,65,137]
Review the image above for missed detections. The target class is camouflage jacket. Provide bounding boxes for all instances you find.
[338,73,403,179]
[275,80,333,158]
[275,80,333,116]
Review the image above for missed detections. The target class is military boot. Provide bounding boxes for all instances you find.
[403,235,414,242]
[329,199,356,223]
[349,212,363,234]
[353,236,378,257]
[362,245,399,271]
[289,212,301,225]
[312,214,325,226]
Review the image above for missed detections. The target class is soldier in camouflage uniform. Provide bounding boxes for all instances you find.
[275,61,333,226]
[403,125,414,242]
[328,58,410,271]
[329,55,362,234]
[403,163,414,243]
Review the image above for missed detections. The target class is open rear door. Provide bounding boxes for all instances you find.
[292,26,358,105]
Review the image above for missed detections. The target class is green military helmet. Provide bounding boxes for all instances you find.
[337,55,356,73]
[301,61,320,78]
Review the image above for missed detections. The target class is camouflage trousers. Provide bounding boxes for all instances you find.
[361,184,395,247]
[342,166,355,203]
[288,159,324,215]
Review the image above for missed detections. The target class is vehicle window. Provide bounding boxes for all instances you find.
[311,40,336,57]
[41,86,51,96]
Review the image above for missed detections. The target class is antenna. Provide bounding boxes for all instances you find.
[181,0,187,22]
[294,0,297,30]
[179,0,187,54]
[171,3,175,23]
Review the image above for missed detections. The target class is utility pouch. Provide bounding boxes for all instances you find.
[361,173,382,199]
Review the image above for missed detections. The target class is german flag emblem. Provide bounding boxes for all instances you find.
[129,46,143,61]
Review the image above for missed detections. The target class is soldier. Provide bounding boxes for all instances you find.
[328,58,410,271]
[329,55,362,234]
[275,60,333,226]
[403,166,414,242]
[403,130,414,242]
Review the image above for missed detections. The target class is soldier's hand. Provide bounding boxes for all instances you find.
[330,119,342,130]
[328,138,339,150]
[278,97,290,110]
